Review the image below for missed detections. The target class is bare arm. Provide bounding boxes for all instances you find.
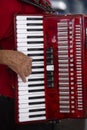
[0,50,32,82]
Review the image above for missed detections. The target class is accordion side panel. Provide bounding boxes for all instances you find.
[82,16,87,117]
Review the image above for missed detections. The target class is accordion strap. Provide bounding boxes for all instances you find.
[19,0,54,13]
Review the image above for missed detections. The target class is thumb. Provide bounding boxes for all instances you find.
[20,73,26,82]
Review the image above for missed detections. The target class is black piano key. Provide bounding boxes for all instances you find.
[27,36,43,38]
[28,78,44,82]
[28,84,44,87]
[32,66,44,69]
[27,41,44,44]
[27,48,43,51]
[27,23,43,26]
[29,108,45,112]
[29,114,46,118]
[27,28,43,31]
[27,18,42,20]
[28,89,44,93]
[31,59,44,62]
[31,71,44,74]
[29,101,45,105]
[27,53,44,57]
[29,96,45,100]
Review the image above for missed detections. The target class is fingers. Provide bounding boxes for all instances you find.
[19,57,32,82]
[20,72,26,83]
[19,67,32,82]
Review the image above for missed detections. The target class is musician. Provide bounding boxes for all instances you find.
[0,0,53,130]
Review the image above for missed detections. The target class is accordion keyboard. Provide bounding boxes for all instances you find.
[16,15,46,122]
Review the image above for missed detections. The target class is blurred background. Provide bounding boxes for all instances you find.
[49,0,87,130]
[50,0,87,14]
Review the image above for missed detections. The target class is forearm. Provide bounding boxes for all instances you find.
[0,50,8,65]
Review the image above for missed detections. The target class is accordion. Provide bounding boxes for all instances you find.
[14,14,87,124]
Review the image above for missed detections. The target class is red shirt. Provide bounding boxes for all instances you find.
[0,0,44,98]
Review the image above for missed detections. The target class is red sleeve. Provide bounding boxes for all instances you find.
[0,0,46,40]
[0,0,22,40]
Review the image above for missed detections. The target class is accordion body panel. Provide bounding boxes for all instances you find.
[14,14,87,124]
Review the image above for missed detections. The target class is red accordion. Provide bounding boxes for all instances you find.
[14,14,87,124]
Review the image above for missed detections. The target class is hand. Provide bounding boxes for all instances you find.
[0,50,32,82]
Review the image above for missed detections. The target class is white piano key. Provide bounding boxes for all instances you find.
[18,88,44,95]
[17,20,43,24]
[17,38,44,42]
[19,116,46,122]
[18,86,44,91]
[19,111,46,118]
[19,105,45,113]
[18,80,44,85]
[32,68,44,72]
[32,61,44,66]
[32,56,44,60]
[16,15,43,20]
[19,86,44,93]
[18,92,45,99]
[18,93,45,101]
[28,73,44,79]
[17,43,44,48]
[18,98,45,104]
[17,29,43,33]
[17,25,43,29]
[18,103,45,109]
[17,48,44,55]
[17,33,43,38]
